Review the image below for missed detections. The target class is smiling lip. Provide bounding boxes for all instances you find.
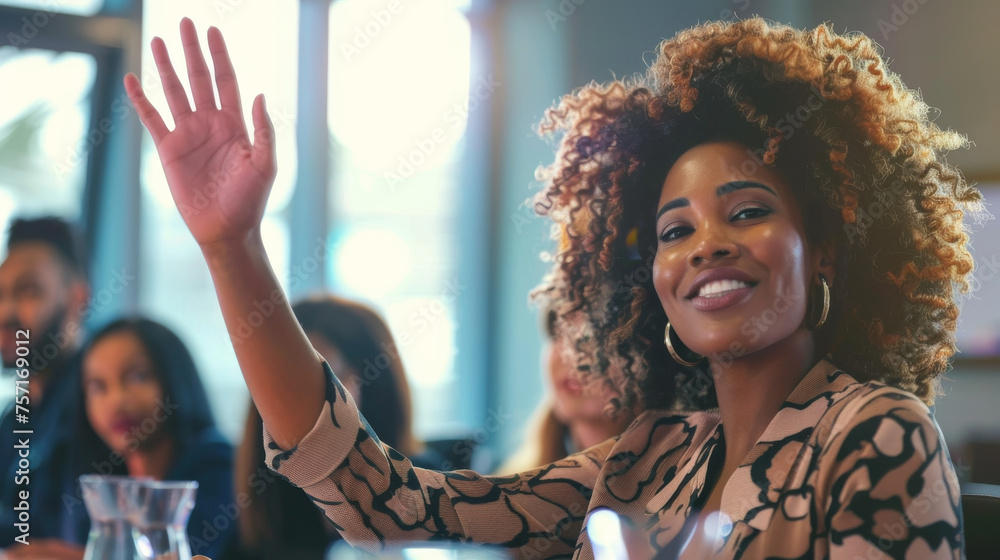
[110,418,141,435]
[684,267,758,312]
[556,376,583,395]
[689,285,754,311]
[685,267,758,299]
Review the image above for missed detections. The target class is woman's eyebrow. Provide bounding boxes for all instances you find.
[655,198,689,221]
[123,356,156,373]
[716,180,777,197]
[656,181,778,221]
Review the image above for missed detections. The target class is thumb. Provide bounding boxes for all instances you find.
[251,93,277,177]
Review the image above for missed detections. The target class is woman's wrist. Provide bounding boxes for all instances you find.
[199,228,266,268]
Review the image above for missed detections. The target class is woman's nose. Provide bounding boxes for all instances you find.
[689,225,739,266]
[104,383,128,409]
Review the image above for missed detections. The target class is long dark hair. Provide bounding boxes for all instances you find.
[233,295,420,553]
[291,294,419,455]
[72,317,216,477]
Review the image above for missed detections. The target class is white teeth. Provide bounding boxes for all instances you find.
[697,279,750,298]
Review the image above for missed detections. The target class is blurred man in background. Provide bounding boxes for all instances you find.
[0,217,90,545]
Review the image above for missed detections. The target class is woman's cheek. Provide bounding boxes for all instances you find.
[652,252,679,315]
[651,255,664,299]
[88,401,119,448]
[86,399,104,432]
[140,385,165,418]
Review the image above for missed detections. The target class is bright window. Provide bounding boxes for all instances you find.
[327,0,472,436]
[0,48,95,255]
[0,0,102,16]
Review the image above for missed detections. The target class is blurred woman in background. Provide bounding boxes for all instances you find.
[0,318,238,560]
[225,294,441,559]
[497,304,634,474]
[74,318,234,557]
[292,295,425,459]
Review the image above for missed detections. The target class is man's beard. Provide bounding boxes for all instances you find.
[1,304,70,371]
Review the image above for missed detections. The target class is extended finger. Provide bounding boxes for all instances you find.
[207,26,244,119]
[123,73,169,143]
[151,36,193,121]
[179,18,218,111]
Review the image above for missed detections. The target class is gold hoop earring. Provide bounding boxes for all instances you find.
[811,275,830,330]
[665,321,703,367]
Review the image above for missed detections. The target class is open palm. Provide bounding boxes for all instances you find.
[123,18,276,248]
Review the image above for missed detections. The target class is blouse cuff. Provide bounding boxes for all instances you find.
[262,360,362,488]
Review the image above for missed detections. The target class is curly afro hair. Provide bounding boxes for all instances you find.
[530,17,982,412]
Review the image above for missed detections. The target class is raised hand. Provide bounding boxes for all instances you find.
[124,18,276,249]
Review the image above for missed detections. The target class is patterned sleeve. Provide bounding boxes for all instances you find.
[263,361,613,559]
[821,389,964,559]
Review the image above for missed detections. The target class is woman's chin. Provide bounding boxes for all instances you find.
[99,433,134,457]
[685,337,750,361]
[676,317,750,347]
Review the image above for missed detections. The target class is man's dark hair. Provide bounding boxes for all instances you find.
[6,217,86,278]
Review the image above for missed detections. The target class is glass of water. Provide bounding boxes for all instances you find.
[80,475,145,560]
[80,474,199,560]
[126,479,199,560]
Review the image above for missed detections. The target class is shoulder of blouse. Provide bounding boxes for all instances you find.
[606,406,719,459]
[812,375,938,449]
[621,407,718,435]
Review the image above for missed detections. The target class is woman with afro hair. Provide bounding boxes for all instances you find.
[126,15,976,560]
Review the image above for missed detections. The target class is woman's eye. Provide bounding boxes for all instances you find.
[126,370,152,384]
[659,226,692,242]
[733,206,771,220]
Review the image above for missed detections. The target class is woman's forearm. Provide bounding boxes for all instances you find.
[200,229,325,449]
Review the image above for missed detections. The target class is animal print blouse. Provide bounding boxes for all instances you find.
[263,358,964,559]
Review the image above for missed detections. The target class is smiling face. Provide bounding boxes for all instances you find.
[652,141,832,361]
[83,331,167,455]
